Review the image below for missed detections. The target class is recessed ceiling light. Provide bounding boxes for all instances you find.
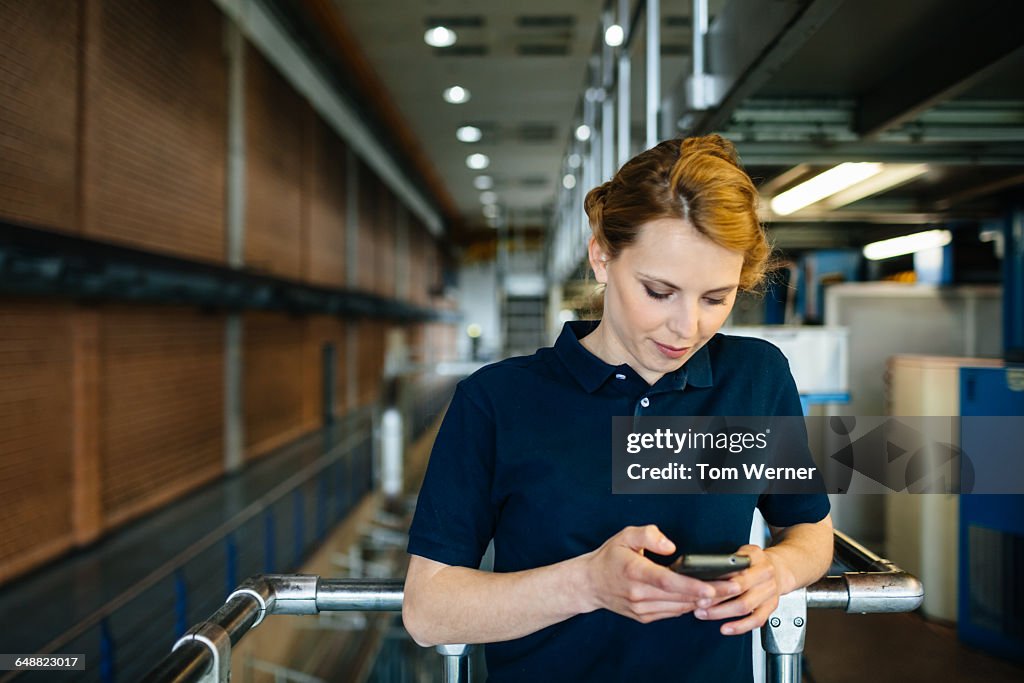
[466,153,490,170]
[483,204,499,219]
[443,86,470,104]
[567,153,581,169]
[473,175,493,190]
[562,174,577,190]
[480,191,498,205]
[424,26,457,48]
[456,125,482,143]
[575,124,591,142]
[604,25,624,47]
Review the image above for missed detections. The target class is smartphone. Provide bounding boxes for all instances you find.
[669,554,751,580]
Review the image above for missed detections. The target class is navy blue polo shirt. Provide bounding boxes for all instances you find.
[408,320,830,682]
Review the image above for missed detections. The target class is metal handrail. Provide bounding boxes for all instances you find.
[0,410,376,683]
[144,529,922,683]
[763,529,925,683]
[143,577,414,683]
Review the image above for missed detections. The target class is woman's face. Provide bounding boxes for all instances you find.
[590,217,744,384]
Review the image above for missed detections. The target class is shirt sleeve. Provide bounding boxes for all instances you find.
[407,381,497,568]
[756,349,831,528]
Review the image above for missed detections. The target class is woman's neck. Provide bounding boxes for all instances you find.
[581,320,628,368]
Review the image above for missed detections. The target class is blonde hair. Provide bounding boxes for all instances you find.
[584,135,770,291]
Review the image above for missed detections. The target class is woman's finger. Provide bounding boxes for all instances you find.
[696,580,775,621]
[719,599,777,636]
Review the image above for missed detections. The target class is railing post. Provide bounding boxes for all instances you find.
[263,507,276,573]
[293,488,305,566]
[316,471,328,540]
[225,533,238,599]
[435,644,472,683]
[100,617,114,683]
[762,588,807,683]
[174,569,189,638]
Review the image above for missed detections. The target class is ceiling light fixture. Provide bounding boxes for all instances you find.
[863,229,952,261]
[424,26,457,48]
[562,174,577,190]
[483,204,499,219]
[480,191,498,205]
[605,24,624,47]
[473,175,493,190]
[567,153,581,169]
[770,162,883,216]
[466,153,489,170]
[443,86,470,104]
[456,125,482,143]
[575,124,592,142]
[820,164,930,210]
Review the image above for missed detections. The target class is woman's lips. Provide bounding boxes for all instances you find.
[654,341,691,359]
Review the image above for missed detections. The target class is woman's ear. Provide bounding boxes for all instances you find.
[588,237,610,284]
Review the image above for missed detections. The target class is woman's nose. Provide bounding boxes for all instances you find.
[667,301,699,341]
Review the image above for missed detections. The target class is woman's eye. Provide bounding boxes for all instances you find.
[704,297,726,306]
[644,286,670,300]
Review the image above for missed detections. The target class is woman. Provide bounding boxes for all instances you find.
[403,135,833,681]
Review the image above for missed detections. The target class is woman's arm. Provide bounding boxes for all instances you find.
[764,512,835,594]
[694,513,834,636]
[403,524,734,647]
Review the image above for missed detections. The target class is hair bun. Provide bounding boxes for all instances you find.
[584,181,613,240]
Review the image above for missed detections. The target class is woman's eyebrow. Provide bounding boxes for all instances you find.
[636,272,737,295]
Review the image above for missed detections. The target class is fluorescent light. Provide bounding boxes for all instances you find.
[424,26,457,48]
[562,173,577,190]
[473,175,493,190]
[575,124,591,142]
[466,153,489,170]
[605,24,624,47]
[456,125,482,143]
[822,164,930,209]
[770,162,883,216]
[443,86,470,104]
[863,229,952,261]
[479,191,497,205]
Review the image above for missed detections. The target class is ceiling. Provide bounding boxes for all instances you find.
[292,0,1024,253]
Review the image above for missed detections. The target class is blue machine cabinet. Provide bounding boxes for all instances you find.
[958,366,1024,661]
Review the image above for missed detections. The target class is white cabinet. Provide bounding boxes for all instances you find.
[885,354,1003,622]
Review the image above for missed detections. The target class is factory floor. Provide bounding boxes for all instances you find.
[804,610,1024,682]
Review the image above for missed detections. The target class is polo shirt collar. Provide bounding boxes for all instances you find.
[682,337,714,388]
[553,320,714,394]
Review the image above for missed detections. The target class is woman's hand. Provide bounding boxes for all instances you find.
[693,544,793,636]
[579,525,740,624]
